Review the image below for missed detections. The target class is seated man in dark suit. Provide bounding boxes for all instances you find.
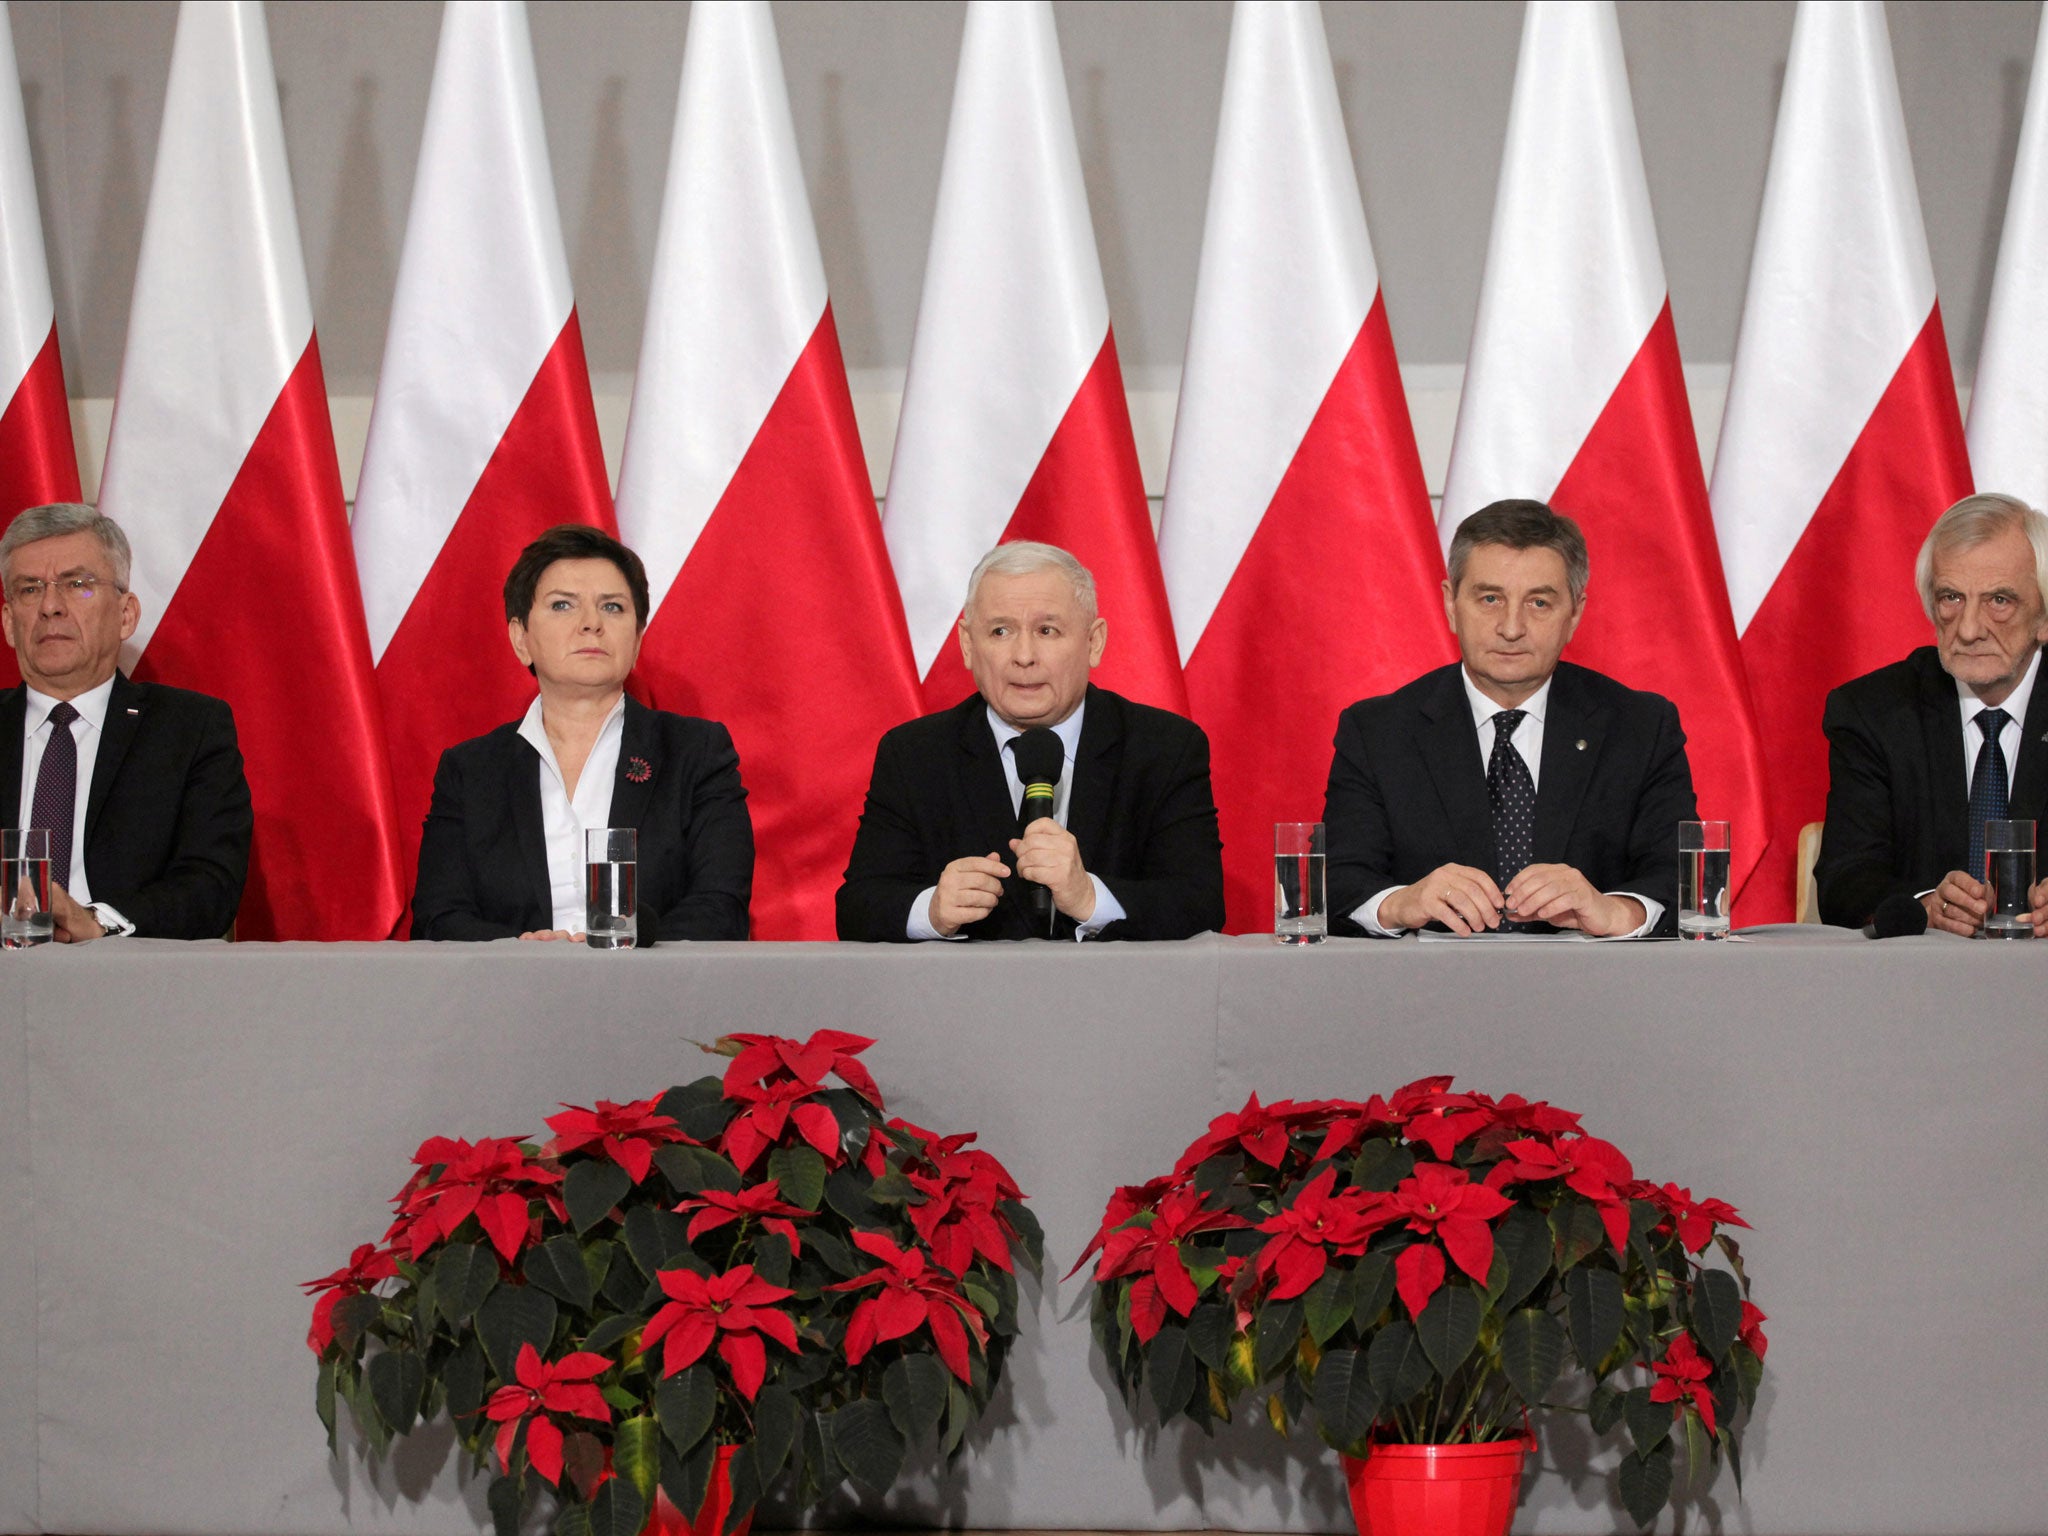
[0,503,251,939]
[838,541,1223,941]
[1817,492,2048,935]
[1325,500,1697,937]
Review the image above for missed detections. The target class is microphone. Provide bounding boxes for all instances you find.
[1012,728,1065,931]
[1868,892,1929,939]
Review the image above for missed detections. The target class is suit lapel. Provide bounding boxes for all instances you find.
[1917,659,1970,868]
[1532,667,1609,863]
[1416,668,1494,868]
[85,673,144,845]
[1065,685,1118,867]
[2010,658,2048,821]
[507,730,553,925]
[0,686,22,826]
[609,698,658,833]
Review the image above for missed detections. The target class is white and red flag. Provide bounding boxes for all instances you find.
[351,0,613,902]
[97,0,403,940]
[614,0,919,940]
[0,6,80,681]
[883,0,1184,713]
[1157,0,1448,934]
[1711,0,1970,921]
[1438,0,1768,914]
[1968,3,2048,507]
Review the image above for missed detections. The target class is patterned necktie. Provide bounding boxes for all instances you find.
[1488,709,1536,923]
[30,701,79,889]
[1967,707,2012,883]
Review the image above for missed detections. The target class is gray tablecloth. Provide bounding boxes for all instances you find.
[0,930,2041,1535]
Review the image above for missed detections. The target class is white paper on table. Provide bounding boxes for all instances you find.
[1415,929,1639,943]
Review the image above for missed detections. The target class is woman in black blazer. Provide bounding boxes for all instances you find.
[411,526,753,943]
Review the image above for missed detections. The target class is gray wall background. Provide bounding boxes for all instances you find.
[7,0,2041,402]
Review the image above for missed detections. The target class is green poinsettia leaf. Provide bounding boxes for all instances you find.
[565,1160,634,1235]
[1618,1437,1675,1529]
[1000,1199,1045,1270]
[823,1168,876,1225]
[766,1145,828,1214]
[1146,1324,1199,1422]
[1416,1284,1482,1379]
[1309,1346,1378,1449]
[723,1441,761,1536]
[613,1415,662,1503]
[562,1431,607,1502]
[1184,1303,1235,1373]
[1587,1380,1626,1435]
[1491,1205,1554,1313]
[1564,1265,1624,1370]
[487,1474,525,1536]
[1691,1268,1743,1361]
[655,1078,732,1143]
[432,1242,498,1328]
[753,1383,800,1482]
[1302,1268,1353,1347]
[581,1315,638,1357]
[332,1292,386,1354]
[882,1355,950,1442]
[940,1377,974,1459]
[660,1437,715,1525]
[525,1234,596,1312]
[653,1144,741,1197]
[554,1499,591,1536]
[1499,1306,1567,1407]
[479,1284,559,1383]
[656,1363,717,1455]
[443,1337,488,1421]
[1346,1251,1397,1332]
[585,1469,645,1536]
[1351,1140,1413,1192]
[623,1206,692,1279]
[829,1398,906,1496]
[1550,1199,1607,1272]
[367,1349,426,1435]
[1623,1385,1671,1458]
[1366,1320,1432,1406]
[1254,1297,1305,1381]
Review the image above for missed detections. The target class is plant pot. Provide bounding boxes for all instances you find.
[645,1446,751,1536]
[1341,1438,1531,1536]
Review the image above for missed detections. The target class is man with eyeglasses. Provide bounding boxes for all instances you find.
[0,503,250,940]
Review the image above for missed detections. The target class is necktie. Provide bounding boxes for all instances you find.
[1967,707,2012,882]
[31,701,79,889]
[1488,709,1535,923]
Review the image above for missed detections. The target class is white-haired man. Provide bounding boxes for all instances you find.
[1817,492,2048,934]
[838,541,1223,941]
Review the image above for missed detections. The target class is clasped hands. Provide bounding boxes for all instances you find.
[1381,862,1645,937]
[1922,870,2048,938]
[45,882,105,943]
[928,817,1095,937]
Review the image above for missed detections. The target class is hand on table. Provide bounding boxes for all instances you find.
[519,929,581,941]
[48,883,105,943]
[1923,871,1989,937]
[929,853,1011,937]
[1504,864,1645,937]
[1009,818,1096,923]
[1380,864,1504,934]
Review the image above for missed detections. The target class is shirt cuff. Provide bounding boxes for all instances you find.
[1610,892,1662,937]
[1356,887,1406,936]
[88,902,136,938]
[1075,875,1125,939]
[905,886,966,942]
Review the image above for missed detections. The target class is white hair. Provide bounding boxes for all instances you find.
[1915,493,2048,621]
[0,503,132,590]
[963,540,1098,621]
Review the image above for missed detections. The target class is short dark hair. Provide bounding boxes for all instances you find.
[504,525,651,633]
[1445,499,1590,604]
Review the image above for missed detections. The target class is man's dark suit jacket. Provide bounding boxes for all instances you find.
[0,672,250,938]
[411,696,753,943]
[1816,645,2048,927]
[836,685,1225,942]
[1324,661,1698,937]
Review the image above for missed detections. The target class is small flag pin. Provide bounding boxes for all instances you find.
[1575,738,1587,750]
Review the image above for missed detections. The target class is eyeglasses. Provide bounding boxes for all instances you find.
[8,576,123,606]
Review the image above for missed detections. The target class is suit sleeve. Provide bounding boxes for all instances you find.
[1814,686,1912,928]
[1615,697,1697,936]
[410,748,522,941]
[1091,720,1225,941]
[836,732,930,942]
[1323,704,1403,938]
[104,698,251,940]
[648,723,753,943]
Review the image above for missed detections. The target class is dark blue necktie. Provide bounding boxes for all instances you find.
[1489,710,1535,925]
[1967,707,2012,883]
[30,701,79,889]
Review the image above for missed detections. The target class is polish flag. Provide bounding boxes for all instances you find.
[1437,0,1768,913]
[883,0,1184,714]
[615,0,919,941]
[97,0,403,940]
[351,0,614,903]
[1968,3,2048,507]
[0,8,80,687]
[1711,0,1970,922]
[1157,0,1448,934]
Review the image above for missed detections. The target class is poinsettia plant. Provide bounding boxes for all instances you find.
[1078,1077,1764,1530]
[308,1032,1041,1536]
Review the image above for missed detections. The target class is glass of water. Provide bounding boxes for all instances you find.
[1677,821,1731,940]
[1275,822,1326,945]
[585,827,637,950]
[1982,819,2036,939]
[2,828,52,948]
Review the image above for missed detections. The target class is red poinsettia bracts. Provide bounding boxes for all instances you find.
[724,1029,883,1107]
[389,1135,561,1263]
[302,1243,399,1353]
[1067,1174,1181,1279]
[675,1180,813,1253]
[1649,1332,1716,1432]
[1739,1301,1769,1359]
[720,1077,842,1174]
[1386,1162,1511,1315]
[1095,1186,1252,1341]
[485,1343,612,1484]
[1173,1092,1299,1173]
[1504,1134,1636,1255]
[640,1263,800,1400]
[1641,1182,1749,1253]
[1254,1166,1396,1300]
[828,1229,990,1381]
[543,1097,691,1183]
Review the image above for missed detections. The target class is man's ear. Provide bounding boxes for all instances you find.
[1086,616,1107,667]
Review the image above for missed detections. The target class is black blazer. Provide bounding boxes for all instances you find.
[0,673,250,938]
[1817,645,2048,927]
[836,685,1225,942]
[1323,661,1698,936]
[411,696,753,943]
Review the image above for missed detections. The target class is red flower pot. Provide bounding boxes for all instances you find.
[645,1446,751,1536]
[1341,1438,1532,1536]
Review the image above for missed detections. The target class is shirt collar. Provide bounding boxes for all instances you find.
[24,674,116,736]
[518,691,628,777]
[1461,668,1552,730]
[986,699,1087,764]
[1957,646,2041,730]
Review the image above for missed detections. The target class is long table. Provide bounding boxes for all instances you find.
[1,930,2042,1536]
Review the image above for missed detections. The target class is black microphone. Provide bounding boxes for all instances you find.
[1012,728,1065,931]
[1868,892,1929,938]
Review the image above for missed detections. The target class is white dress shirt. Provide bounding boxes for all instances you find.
[17,677,133,932]
[907,700,1127,940]
[1959,647,2038,791]
[1357,670,1661,936]
[517,693,625,934]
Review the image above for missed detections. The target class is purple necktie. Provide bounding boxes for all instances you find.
[30,701,79,888]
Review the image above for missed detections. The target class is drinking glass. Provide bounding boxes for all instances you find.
[1677,821,1731,939]
[585,828,637,950]
[1982,819,2036,939]
[1275,822,1326,945]
[2,828,52,948]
